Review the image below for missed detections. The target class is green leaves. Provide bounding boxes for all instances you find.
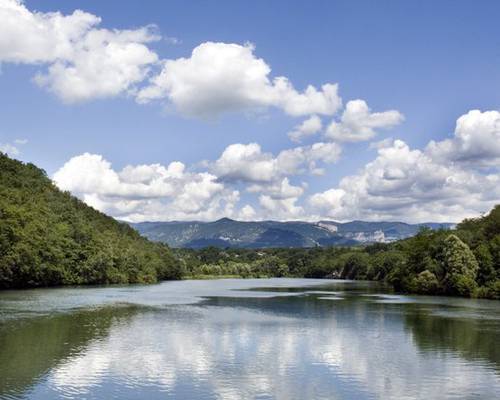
[441,234,479,296]
[0,153,180,289]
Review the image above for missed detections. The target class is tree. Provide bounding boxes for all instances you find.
[442,235,479,297]
[0,153,181,289]
[474,244,495,286]
[340,252,370,279]
[483,205,500,240]
[411,270,440,294]
[489,235,500,274]
[276,264,289,277]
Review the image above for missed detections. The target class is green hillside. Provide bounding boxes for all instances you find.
[176,205,500,299]
[0,153,182,289]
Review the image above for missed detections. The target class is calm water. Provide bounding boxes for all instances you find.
[0,279,499,400]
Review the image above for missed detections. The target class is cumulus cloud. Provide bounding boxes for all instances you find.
[4,1,405,130]
[211,142,342,219]
[237,204,257,221]
[0,0,98,63]
[426,109,500,167]
[213,142,341,184]
[309,188,345,217]
[1,0,343,118]
[51,109,500,223]
[53,153,239,222]
[51,141,342,222]
[248,178,304,200]
[259,194,304,220]
[308,110,500,222]
[288,115,322,142]
[308,137,500,223]
[33,27,159,103]
[137,42,342,118]
[326,99,404,142]
[213,143,277,183]
[1,0,408,139]
[277,142,342,176]
[0,0,159,102]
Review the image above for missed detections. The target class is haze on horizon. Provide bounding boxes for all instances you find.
[1,0,499,224]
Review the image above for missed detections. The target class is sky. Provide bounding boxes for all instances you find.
[1,0,500,223]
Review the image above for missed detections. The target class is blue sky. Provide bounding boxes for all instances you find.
[1,0,500,222]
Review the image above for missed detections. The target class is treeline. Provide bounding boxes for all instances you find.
[176,205,500,299]
[0,153,182,289]
[2,152,499,299]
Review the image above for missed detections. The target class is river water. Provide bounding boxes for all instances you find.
[0,278,499,399]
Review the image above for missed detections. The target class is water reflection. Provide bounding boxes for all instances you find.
[404,305,500,369]
[0,279,499,399]
[0,306,139,399]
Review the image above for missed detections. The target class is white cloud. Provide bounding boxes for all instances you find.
[1,0,408,143]
[211,141,343,220]
[53,153,240,222]
[213,142,341,184]
[0,137,27,156]
[164,36,181,45]
[308,137,500,223]
[0,0,99,63]
[34,27,159,103]
[307,142,343,164]
[276,142,342,176]
[54,153,174,198]
[0,0,159,102]
[426,109,500,167]
[213,143,278,183]
[259,195,304,220]
[1,1,344,117]
[288,115,322,142]
[309,188,345,218]
[51,141,342,222]
[51,110,500,223]
[0,142,19,156]
[326,99,404,142]
[4,1,404,134]
[248,178,304,200]
[137,42,342,118]
[368,137,393,150]
[237,204,257,221]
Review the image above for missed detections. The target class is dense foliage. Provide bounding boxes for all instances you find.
[2,152,499,299]
[0,153,182,288]
[177,205,500,299]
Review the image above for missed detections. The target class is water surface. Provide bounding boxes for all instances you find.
[0,278,499,399]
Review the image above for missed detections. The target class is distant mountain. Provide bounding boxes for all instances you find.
[130,218,454,249]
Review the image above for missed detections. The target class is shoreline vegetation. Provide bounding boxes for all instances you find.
[174,203,500,300]
[1,153,499,299]
[170,202,500,300]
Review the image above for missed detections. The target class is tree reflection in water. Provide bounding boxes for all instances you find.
[0,280,499,400]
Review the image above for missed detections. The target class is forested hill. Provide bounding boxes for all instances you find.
[176,205,500,299]
[0,153,181,289]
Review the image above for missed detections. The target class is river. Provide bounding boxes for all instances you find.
[0,278,499,399]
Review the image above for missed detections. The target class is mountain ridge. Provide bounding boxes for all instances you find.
[130,218,455,249]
